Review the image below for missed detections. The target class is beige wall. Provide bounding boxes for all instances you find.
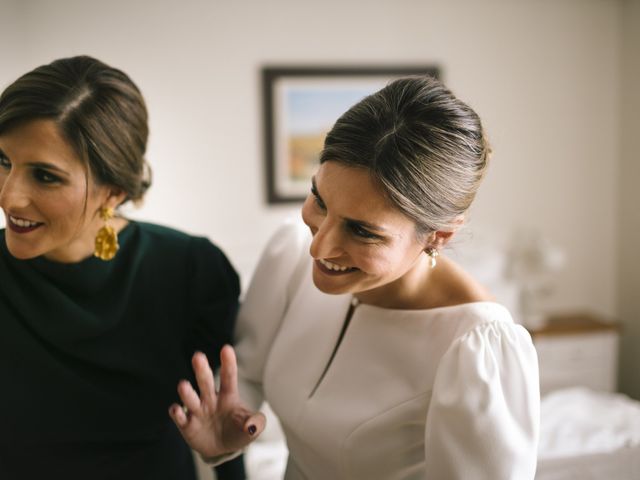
[0,0,24,78]
[0,1,622,321]
[618,0,640,400]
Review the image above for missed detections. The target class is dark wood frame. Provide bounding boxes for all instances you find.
[262,65,440,204]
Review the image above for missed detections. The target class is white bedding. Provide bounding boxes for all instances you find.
[538,387,640,459]
[535,387,640,480]
[536,443,640,480]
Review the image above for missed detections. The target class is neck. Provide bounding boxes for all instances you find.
[354,253,436,309]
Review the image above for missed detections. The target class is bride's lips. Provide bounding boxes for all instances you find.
[7,215,44,234]
[315,258,358,276]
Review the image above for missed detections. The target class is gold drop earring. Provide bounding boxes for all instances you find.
[426,248,439,269]
[94,207,119,261]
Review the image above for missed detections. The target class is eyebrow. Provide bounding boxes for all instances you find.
[311,175,390,233]
[0,148,70,177]
[26,161,70,176]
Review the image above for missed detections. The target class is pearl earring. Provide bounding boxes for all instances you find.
[426,248,439,269]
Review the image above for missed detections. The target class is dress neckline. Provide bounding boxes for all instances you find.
[2,221,139,296]
[355,300,509,316]
[31,220,135,267]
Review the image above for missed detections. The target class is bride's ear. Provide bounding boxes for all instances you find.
[423,215,465,251]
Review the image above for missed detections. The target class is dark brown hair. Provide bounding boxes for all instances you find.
[0,55,151,203]
[320,75,490,236]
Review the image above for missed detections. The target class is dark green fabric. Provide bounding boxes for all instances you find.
[0,221,243,479]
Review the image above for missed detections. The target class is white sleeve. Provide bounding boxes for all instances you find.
[233,221,310,411]
[424,321,540,480]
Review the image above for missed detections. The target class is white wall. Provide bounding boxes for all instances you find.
[618,0,640,399]
[0,0,621,321]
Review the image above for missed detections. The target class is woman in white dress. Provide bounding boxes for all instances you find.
[169,76,540,479]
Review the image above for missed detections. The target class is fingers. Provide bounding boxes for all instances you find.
[192,351,217,409]
[168,403,188,428]
[219,345,239,397]
[177,379,202,415]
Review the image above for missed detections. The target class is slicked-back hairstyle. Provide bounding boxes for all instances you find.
[0,55,151,204]
[320,76,490,237]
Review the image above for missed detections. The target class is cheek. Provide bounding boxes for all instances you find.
[356,243,420,276]
[301,197,318,229]
[352,248,392,274]
[0,171,9,196]
[40,186,88,225]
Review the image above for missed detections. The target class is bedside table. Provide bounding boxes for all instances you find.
[527,312,620,395]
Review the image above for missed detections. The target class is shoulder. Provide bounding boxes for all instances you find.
[243,220,311,301]
[132,221,225,256]
[251,220,310,280]
[133,221,193,244]
[130,221,237,280]
[448,302,532,344]
[455,301,515,328]
[261,220,310,261]
[440,302,538,375]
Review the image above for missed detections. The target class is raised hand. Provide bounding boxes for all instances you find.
[168,345,266,459]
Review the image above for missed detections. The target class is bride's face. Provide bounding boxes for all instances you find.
[301,161,429,305]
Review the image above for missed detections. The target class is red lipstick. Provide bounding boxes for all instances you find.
[7,216,43,234]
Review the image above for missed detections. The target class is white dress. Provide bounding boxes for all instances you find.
[234,222,540,480]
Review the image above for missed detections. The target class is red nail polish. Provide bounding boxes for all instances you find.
[248,424,257,435]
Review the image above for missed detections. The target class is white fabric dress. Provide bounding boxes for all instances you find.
[234,222,540,480]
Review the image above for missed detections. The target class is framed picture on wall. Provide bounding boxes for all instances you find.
[262,65,440,203]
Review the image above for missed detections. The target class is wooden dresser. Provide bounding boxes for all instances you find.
[527,312,620,395]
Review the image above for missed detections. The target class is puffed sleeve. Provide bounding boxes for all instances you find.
[424,320,540,479]
[186,236,241,369]
[234,221,310,411]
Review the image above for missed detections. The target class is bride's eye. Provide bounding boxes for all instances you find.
[347,221,381,241]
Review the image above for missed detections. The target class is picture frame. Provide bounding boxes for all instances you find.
[262,65,440,203]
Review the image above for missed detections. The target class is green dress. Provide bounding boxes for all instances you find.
[0,221,242,479]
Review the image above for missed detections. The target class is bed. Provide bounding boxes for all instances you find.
[536,387,640,480]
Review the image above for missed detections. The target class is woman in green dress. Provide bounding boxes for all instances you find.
[0,56,244,480]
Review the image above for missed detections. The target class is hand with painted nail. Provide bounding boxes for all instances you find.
[168,345,266,459]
